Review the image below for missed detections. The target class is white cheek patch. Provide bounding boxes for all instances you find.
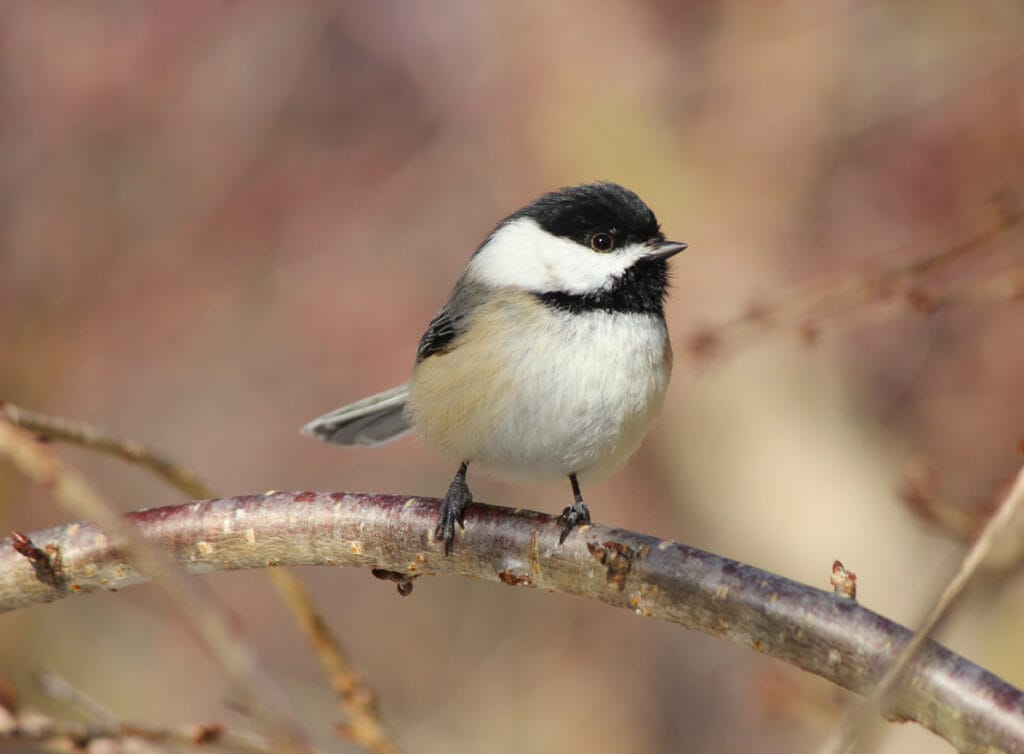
[467,217,648,295]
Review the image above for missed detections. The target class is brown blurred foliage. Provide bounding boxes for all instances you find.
[1,3,1023,753]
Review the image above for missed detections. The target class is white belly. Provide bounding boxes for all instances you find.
[483,309,671,480]
[407,292,672,482]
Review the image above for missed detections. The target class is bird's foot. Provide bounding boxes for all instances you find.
[435,472,472,556]
[557,500,591,544]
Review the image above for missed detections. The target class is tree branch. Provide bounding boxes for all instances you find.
[3,493,1022,753]
[0,419,315,753]
[820,462,1024,754]
[0,402,214,501]
[0,405,403,754]
[685,194,1023,361]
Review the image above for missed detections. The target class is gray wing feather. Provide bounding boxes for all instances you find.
[416,275,491,362]
[302,384,411,448]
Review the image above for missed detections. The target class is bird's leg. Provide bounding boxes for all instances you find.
[435,461,472,556]
[557,473,591,544]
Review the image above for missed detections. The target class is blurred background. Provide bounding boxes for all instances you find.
[2,2,1023,752]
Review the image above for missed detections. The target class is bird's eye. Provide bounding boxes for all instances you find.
[590,233,615,252]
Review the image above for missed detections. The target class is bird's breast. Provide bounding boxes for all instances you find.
[406,289,672,481]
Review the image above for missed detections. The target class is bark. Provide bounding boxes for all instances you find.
[2,492,1022,753]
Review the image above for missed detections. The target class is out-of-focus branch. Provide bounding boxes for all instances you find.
[269,565,401,754]
[900,459,996,543]
[0,402,214,501]
[38,668,123,725]
[1,493,1022,754]
[0,419,315,754]
[1,716,273,753]
[0,404,403,754]
[1,670,267,752]
[685,194,1023,361]
[899,460,1024,575]
[819,461,1024,754]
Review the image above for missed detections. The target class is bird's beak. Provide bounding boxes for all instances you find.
[649,240,687,261]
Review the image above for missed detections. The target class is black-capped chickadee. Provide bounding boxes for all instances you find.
[303,182,686,554]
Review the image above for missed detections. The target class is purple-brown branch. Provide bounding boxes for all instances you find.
[2,492,1023,753]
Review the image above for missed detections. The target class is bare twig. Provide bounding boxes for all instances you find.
[0,419,315,754]
[1,403,402,754]
[818,462,1024,754]
[0,402,214,501]
[268,566,402,754]
[1,492,1022,753]
[38,668,121,724]
[1,714,274,753]
[686,198,1023,361]
[899,459,989,541]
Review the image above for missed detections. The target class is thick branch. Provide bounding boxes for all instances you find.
[2,493,1022,753]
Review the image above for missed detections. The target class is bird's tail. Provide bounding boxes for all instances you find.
[301,384,412,448]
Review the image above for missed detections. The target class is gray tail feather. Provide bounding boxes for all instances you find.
[302,384,412,448]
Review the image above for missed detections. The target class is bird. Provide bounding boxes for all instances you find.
[302,182,686,555]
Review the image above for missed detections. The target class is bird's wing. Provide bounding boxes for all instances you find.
[416,275,491,362]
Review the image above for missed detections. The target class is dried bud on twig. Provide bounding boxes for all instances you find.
[830,560,857,600]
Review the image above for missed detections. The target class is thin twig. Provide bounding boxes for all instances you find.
[35,669,197,754]
[0,402,214,501]
[268,566,402,754]
[1,403,403,754]
[817,462,1024,754]
[789,265,1024,346]
[1,715,274,753]
[686,198,1023,361]
[0,419,315,754]
[1,492,1022,753]
[38,668,122,724]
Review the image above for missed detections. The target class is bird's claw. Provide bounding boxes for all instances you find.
[557,501,591,544]
[435,478,472,556]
